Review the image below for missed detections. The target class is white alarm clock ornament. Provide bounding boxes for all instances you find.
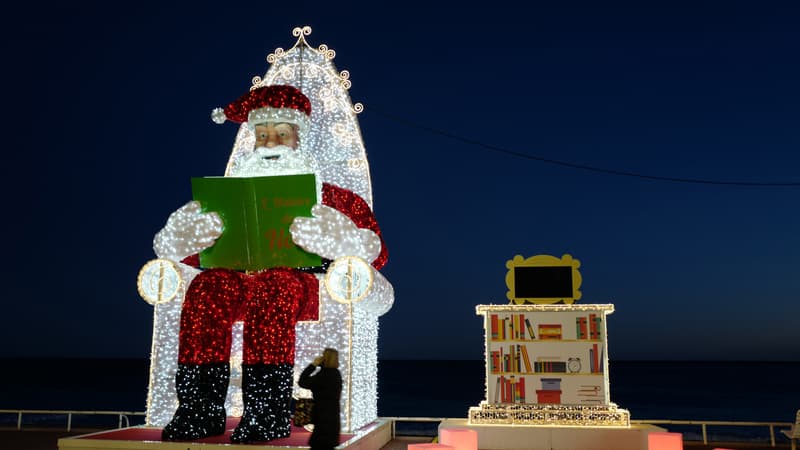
[324,256,374,304]
[137,259,182,305]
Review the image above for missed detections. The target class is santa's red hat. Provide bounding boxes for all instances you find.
[211,85,311,137]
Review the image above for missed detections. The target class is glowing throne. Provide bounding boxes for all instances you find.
[140,26,394,433]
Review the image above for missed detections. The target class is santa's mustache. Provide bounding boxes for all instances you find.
[252,145,295,160]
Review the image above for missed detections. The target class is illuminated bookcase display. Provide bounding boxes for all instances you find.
[468,255,630,427]
[484,304,612,406]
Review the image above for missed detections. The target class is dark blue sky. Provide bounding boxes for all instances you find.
[2,1,798,361]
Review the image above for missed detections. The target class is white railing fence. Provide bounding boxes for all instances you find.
[0,409,146,432]
[630,419,794,447]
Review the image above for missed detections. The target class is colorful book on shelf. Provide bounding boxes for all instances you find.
[593,315,602,339]
[513,315,519,340]
[589,313,598,339]
[525,318,535,339]
[191,174,320,271]
[520,345,532,373]
[491,314,498,340]
[508,314,517,339]
[576,317,588,340]
[599,346,604,373]
[497,317,502,340]
[534,360,567,373]
[514,376,524,403]
[538,324,562,340]
[490,350,500,373]
[590,343,599,373]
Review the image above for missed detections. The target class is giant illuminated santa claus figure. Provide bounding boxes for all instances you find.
[150,80,392,443]
[139,27,393,443]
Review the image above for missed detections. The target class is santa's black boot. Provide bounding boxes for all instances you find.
[161,363,230,441]
[231,363,293,443]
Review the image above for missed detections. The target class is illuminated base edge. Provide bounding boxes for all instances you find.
[468,403,631,427]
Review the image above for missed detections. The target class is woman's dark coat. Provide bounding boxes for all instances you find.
[298,363,342,448]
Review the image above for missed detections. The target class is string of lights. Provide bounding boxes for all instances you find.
[365,105,800,187]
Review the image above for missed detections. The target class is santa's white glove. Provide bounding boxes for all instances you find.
[153,201,223,261]
[290,204,381,262]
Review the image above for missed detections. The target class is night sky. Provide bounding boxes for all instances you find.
[2,1,798,361]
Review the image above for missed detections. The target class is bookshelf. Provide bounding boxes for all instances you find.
[467,256,629,426]
[478,304,614,407]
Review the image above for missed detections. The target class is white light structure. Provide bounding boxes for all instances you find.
[140,26,394,433]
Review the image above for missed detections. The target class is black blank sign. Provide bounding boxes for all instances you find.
[514,266,573,298]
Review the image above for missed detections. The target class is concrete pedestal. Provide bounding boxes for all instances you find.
[440,419,665,450]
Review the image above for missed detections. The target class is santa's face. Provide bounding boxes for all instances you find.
[228,121,318,179]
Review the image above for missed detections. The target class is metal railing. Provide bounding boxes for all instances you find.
[0,409,146,432]
[630,419,794,447]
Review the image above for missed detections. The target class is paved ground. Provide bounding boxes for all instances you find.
[0,430,433,450]
[0,429,791,450]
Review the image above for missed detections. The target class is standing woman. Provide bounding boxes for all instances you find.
[298,348,342,450]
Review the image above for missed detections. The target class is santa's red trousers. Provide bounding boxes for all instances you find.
[177,267,319,366]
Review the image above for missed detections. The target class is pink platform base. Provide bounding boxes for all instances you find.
[440,419,666,450]
[58,417,392,450]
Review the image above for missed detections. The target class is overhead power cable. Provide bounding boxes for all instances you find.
[365,106,800,187]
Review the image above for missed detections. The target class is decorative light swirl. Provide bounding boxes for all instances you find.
[267,48,285,64]
[318,86,337,112]
[279,66,295,81]
[353,103,363,114]
[293,26,312,37]
[317,44,336,61]
[347,159,366,170]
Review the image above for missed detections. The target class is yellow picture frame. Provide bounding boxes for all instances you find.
[505,254,582,304]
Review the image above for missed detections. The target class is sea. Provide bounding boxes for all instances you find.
[1,359,798,443]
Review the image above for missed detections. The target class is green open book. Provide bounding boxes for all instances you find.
[191,174,322,271]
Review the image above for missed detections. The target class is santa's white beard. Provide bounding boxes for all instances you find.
[230,145,317,177]
[228,145,323,198]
